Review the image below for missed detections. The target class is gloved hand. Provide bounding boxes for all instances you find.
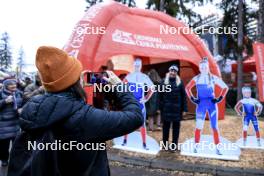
[211,96,223,104]
[18,108,23,114]
[102,71,122,85]
[191,96,200,104]
[5,96,13,104]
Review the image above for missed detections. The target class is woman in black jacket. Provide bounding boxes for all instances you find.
[146,69,162,131]
[160,65,187,150]
[7,46,143,176]
[0,79,23,167]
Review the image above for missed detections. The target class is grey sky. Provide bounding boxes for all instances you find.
[0,0,221,72]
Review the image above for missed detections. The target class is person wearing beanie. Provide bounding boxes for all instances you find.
[0,79,23,167]
[7,46,143,176]
[0,71,9,89]
[159,64,188,151]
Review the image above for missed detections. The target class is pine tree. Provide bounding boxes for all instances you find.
[0,32,12,69]
[115,0,136,7]
[146,0,204,26]
[86,0,136,9]
[86,0,103,10]
[17,46,25,79]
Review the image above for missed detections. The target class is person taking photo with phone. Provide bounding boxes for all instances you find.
[7,46,143,176]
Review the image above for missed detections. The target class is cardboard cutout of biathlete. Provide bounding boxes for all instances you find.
[185,58,228,155]
[235,87,263,147]
[122,58,154,150]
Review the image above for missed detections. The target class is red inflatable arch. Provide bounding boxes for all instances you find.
[64,1,226,119]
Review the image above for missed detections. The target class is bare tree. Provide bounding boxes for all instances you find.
[17,46,25,79]
[159,0,164,11]
[237,0,244,101]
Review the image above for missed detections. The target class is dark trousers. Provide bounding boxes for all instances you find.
[162,120,181,146]
[0,138,12,161]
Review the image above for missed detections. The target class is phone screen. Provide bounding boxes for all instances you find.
[86,72,108,84]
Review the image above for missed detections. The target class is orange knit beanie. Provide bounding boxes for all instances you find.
[35,46,83,92]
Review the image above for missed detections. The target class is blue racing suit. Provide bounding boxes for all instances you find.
[128,82,146,126]
[240,98,261,133]
[196,84,218,130]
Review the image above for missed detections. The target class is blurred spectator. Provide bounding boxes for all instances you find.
[0,71,9,80]
[146,69,162,131]
[0,79,23,167]
[16,77,32,92]
[119,73,127,81]
[23,73,45,100]
[24,77,32,88]
[16,79,26,92]
[0,71,9,89]
[160,65,188,150]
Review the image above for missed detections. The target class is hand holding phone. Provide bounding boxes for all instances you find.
[102,71,122,85]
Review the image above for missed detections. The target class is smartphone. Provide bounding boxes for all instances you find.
[81,70,117,110]
[86,72,108,85]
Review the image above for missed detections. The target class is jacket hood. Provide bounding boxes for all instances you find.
[20,92,84,131]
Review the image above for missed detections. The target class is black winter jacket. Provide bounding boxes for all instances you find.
[0,89,23,140]
[146,90,159,116]
[160,78,188,122]
[8,85,143,176]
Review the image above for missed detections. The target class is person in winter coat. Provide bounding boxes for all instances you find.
[146,69,162,131]
[23,73,45,101]
[0,71,9,90]
[7,46,143,176]
[160,65,188,150]
[0,79,23,167]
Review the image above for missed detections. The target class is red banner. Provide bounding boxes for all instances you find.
[255,42,264,102]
